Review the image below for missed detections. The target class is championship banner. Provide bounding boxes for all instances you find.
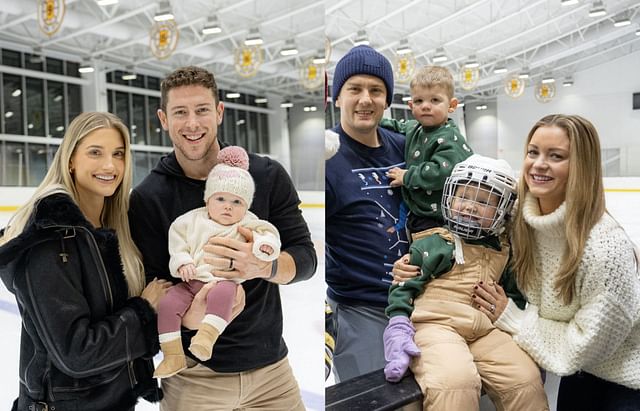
[150,19,179,60]
[38,0,65,37]
[459,67,480,91]
[234,45,263,78]
[395,53,415,83]
[535,82,556,103]
[504,75,525,98]
[300,57,324,90]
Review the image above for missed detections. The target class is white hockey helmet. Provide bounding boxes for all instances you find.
[441,154,517,239]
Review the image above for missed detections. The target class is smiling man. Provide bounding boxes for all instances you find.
[325,46,409,382]
[129,66,316,410]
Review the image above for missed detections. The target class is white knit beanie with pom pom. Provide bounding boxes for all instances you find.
[204,146,255,206]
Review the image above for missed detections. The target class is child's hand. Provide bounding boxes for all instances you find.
[259,244,274,256]
[178,263,197,282]
[386,167,406,187]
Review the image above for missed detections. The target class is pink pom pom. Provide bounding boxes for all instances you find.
[217,146,249,170]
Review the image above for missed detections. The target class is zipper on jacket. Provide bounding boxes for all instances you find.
[127,361,138,387]
[78,227,114,311]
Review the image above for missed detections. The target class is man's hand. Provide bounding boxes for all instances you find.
[386,167,406,187]
[182,282,246,329]
[204,226,271,281]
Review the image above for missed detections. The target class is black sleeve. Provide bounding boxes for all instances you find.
[129,188,173,283]
[266,159,318,283]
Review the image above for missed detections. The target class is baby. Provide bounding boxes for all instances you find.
[154,146,280,378]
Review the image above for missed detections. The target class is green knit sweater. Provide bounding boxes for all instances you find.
[380,118,473,221]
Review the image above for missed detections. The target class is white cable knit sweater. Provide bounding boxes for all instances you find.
[495,193,640,389]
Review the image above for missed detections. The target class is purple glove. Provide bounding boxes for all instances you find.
[383,316,421,382]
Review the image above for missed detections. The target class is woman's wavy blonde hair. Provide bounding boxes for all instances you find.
[512,114,605,304]
[0,112,145,296]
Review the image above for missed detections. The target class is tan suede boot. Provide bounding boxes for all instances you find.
[189,323,220,361]
[154,338,187,378]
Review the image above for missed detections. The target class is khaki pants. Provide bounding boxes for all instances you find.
[411,302,549,411]
[160,357,305,411]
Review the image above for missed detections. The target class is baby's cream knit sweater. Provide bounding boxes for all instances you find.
[495,193,640,389]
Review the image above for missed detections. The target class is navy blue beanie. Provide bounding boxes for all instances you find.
[332,45,394,106]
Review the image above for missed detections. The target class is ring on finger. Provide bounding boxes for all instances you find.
[229,258,234,269]
[489,304,496,314]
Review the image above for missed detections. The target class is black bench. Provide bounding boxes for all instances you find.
[325,369,423,411]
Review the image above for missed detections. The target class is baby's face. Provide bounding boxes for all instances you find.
[450,183,499,229]
[207,192,247,225]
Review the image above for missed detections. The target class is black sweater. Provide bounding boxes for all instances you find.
[129,150,317,372]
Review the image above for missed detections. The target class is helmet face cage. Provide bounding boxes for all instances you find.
[441,163,517,239]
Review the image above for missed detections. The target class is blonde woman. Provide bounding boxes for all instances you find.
[474,114,640,410]
[0,112,170,411]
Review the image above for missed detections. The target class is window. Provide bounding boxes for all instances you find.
[114,91,130,128]
[46,57,64,75]
[147,96,164,146]
[68,84,82,124]
[27,143,48,186]
[3,74,24,135]
[2,49,22,68]
[3,142,26,186]
[131,94,146,145]
[47,81,65,137]
[26,77,45,136]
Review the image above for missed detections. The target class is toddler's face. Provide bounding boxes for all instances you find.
[450,183,499,230]
[408,85,456,128]
[207,192,247,225]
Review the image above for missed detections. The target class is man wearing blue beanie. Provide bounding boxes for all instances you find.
[326,45,409,382]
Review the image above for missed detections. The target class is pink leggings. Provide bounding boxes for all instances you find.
[157,280,237,334]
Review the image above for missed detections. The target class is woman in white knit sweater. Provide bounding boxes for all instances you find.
[474,114,640,410]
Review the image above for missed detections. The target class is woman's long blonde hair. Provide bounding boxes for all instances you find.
[0,112,145,296]
[512,114,605,304]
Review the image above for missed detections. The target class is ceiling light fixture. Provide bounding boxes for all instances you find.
[613,14,631,27]
[254,97,268,104]
[493,64,508,74]
[121,66,137,81]
[11,89,22,97]
[78,59,95,74]
[541,74,556,84]
[154,1,174,21]
[475,104,488,111]
[562,76,574,87]
[29,46,44,64]
[226,91,241,99]
[588,1,606,17]
[464,55,480,68]
[432,47,448,63]
[636,28,640,36]
[244,27,263,46]
[518,67,530,79]
[401,95,412,102]
[561,0,578,5]
[202,16,222,35]
[280,100,293,108]
[280,39,299,56]
[396,38,412,55]
[353,30,369,46]
[96,0,119,5]
[303,105,318,112]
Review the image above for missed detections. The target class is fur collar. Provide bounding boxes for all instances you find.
[30,193,94,229]
[0,193,103,273]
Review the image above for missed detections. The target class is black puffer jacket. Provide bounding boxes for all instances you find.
[0,193,161,411]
